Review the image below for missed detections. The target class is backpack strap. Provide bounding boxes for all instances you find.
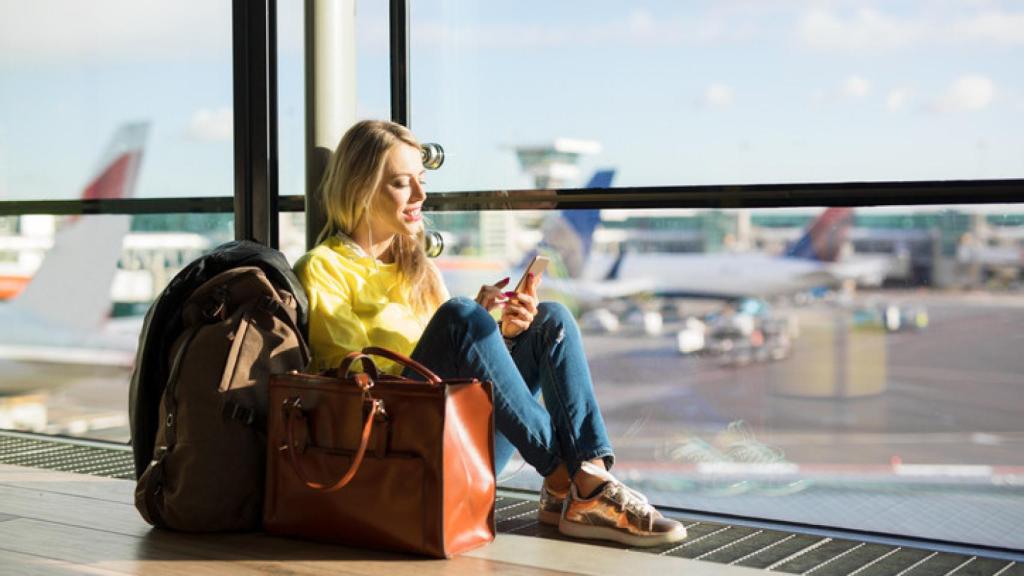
[220,294,310,430]
[162,323,203,450]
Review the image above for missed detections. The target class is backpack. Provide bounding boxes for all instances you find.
[130,241,309,481]
[133,265,310,531]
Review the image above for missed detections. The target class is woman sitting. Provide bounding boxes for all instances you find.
[293,119,686,547]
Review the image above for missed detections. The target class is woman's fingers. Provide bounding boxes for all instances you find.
[526,271,542,295]
[502,300,535,327]
[500,312,530,338]
[476,282,510,311]
[505,290,538,316]
[517,291,538,314]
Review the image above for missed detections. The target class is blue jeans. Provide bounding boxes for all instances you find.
[406,297,614,478]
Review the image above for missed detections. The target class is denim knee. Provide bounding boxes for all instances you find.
[434,297,499,341]
[536,301,575,336]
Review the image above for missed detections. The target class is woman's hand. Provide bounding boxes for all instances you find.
[500,273,542,339]
[475,277,510,312]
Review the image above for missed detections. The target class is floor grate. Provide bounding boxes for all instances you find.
[492,495,1024,575]
[1,431,1021,575]
[0,432,134,480]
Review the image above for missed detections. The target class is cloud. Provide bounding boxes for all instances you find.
[797,6,1024,52]
[704,83,735,108]
[886,89,911,112]
[0,0,230,64]
[187,108,233,142]
[798,8,923,51]
[843,75,870,98]
[395,7,763,53]
[957,10,1024,45]
[935,75,995,112]
[812,75,872,106]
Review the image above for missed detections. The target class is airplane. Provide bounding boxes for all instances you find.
[534,176,891,304]
[0,123,148,396]
[433,171,890,309]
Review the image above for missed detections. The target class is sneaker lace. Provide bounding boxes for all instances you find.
[607,482,657,527]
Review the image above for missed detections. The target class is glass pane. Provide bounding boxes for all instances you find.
[407,1,1024,192]
[280,210,307,265]
[355,1,394,122]
[430,202,1024,550]
[278,1,305,198]
[0,1,233,199]
[0,212,231,441]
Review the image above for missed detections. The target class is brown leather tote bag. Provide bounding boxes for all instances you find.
[263,347,496,558]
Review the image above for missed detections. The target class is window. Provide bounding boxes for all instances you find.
[430,204,1024,550]
[406,1,1022,192]
[403,1,1024,550]
[0,1,235,199]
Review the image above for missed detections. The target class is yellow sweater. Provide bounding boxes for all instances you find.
[293,234,448,376]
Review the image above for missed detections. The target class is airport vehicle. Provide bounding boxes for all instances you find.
[676,298,794,364]
[0,123,147,396]
[851,301,929,332]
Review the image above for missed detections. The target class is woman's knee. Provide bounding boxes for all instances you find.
[435,297,498,338]
[537,301,575,327]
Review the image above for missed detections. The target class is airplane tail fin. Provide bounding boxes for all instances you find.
[536,170,615,277]
[783,207,854,263]
[13,122,148,331]
[561,169,615,258]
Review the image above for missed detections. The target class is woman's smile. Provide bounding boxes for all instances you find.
[403,204,423,223]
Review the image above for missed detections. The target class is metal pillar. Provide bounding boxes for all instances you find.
[305,0,358,250]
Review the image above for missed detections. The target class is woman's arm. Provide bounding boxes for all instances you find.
[297,253,372,372]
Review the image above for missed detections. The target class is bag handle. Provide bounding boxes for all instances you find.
[359,346,443,385]
[337,351,381,381]
[283,395,381,493]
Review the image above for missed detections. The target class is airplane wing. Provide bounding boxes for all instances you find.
[827,255,894,288]
[544,276,658,306]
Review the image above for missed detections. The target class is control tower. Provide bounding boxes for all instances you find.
[514,138,602,189]
[479,139,601,259]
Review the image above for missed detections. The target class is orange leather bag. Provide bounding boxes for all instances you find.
[263,347,496,558]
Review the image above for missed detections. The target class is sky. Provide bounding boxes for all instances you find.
[0,0,1022,205]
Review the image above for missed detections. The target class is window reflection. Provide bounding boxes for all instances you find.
[431,199,1024,549]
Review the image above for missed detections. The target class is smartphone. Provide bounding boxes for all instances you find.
[514,255,549,293]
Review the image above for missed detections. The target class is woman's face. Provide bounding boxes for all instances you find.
[368,143,426,239]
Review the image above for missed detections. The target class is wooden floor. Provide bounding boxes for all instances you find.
[0,463,759,575]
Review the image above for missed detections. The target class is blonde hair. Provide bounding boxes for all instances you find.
[317,120,445,319]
